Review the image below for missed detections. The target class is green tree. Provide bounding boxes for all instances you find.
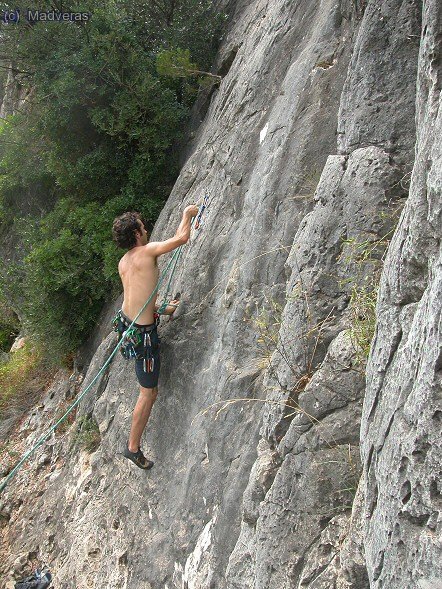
[0,0,227,357]
[157,48,222,82]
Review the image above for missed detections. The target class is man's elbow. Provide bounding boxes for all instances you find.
[176,231,190,245]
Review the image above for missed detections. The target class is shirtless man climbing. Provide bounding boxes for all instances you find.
[112,205,199,469]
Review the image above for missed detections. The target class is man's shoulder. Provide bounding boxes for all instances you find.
[135,245,158,265]
[123,245,154,258]
[143,242,159,258]
[140,241,155,258]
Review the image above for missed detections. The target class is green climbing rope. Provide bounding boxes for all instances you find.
[157,245,183,314]
[0,207,203,494]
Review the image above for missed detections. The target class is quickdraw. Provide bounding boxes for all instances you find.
[120,327,142,359]
[194,194,209,230]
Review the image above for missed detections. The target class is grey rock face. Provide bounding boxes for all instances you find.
[228,329,366,588]
[337,0,421,162]
[336,479,370,588]
[360,1,442,587]
[227,0,420,584]
[1,0,440,588]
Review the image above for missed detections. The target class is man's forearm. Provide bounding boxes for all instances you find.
[175,206,197,243]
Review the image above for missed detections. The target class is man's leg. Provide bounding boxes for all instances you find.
[128,386,158,452]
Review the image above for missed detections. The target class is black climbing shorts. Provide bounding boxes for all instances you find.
[113,310,161,389]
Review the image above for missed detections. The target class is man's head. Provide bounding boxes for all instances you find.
[112,212,148,249]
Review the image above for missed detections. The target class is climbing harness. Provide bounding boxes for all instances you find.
[0,199,209,495]
[113,309,158,374]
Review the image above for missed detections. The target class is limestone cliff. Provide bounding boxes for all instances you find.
[1,1,440,588]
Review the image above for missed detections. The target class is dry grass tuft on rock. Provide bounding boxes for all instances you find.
[0,341,55,425]
[71,415,101,453]
[349,278,378,365]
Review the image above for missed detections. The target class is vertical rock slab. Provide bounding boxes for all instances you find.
[361,1,442,587]
[227,0,422,587]
[0,0,359,587]
[337,0,422,162]
[261,0,421,443]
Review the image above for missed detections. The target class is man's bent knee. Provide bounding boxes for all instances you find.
[139,386,158,402]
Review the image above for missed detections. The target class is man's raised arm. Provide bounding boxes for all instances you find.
[145,205,199,257]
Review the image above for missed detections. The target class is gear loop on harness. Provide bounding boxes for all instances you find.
[113,309,157,371]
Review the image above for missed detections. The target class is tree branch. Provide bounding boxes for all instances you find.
[0,64,34,76]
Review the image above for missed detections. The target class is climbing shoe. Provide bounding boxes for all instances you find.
[123,445,154,470]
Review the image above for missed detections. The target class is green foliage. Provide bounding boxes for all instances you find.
[157,48,221,85]
[157,47,198,78]
[0,114,57,226]
[0,0,226,358]
[71,414,101,453]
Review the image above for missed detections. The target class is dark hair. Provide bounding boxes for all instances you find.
[112,211,145,249]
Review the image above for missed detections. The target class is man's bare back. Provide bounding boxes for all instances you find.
[119,247,159,325]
